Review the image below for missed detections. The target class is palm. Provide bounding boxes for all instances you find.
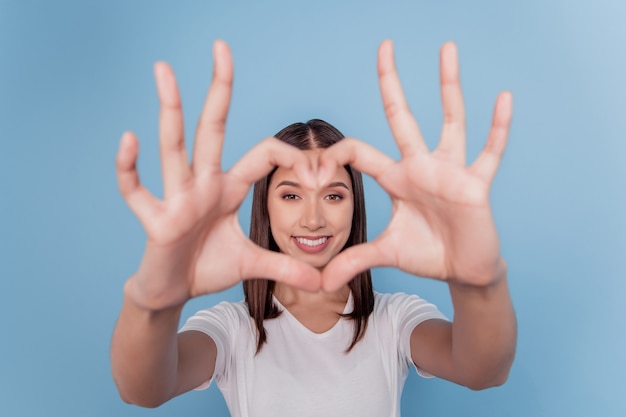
[321,41,512,291]
[377,153,498,282]
[142,172,247,293]
[116,41,320,309]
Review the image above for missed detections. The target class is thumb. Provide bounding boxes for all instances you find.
[321,242,393,292]
[240,242,321,292]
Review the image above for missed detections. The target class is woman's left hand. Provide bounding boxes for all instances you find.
[320,40,512,292]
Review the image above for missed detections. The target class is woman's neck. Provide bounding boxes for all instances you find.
[273,283,350,308]
[272,283,352,334]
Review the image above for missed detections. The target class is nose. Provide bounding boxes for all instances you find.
[300,199,326,230]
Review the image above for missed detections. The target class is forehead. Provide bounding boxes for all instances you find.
[269,149,352,188]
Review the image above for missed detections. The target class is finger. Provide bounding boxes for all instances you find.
[318,137,395,186]
[116,132,161,220]
[378,39,428,156]
[240,243,321,292]
[321,241,395,292]
[469,91,513,183]
[227,137,315,203]
[435,42,466,165]
[192,40,233,175]
[155,62,192,198]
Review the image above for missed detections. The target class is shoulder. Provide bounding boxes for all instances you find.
[180,300,252,335]
[373,291,433,312]
[372,291,447,325]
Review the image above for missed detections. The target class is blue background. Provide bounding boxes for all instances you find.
[1,0,625,416]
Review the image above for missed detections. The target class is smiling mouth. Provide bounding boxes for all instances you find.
[292,236,331,254]
[295,236,328,247]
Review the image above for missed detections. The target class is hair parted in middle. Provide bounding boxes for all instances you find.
[243,119,375,354]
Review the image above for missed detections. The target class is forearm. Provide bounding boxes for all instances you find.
[448,261,517,389]
[110,278,185,407]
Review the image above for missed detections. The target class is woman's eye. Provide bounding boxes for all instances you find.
[325,194,343,201]
[282,194,299,200]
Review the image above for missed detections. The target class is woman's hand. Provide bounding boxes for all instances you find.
[116,41,320,310]
[320,40,512,291]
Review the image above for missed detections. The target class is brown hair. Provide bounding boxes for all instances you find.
[244,119,374,353]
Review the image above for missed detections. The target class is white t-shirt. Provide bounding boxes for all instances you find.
[180,291,447,417]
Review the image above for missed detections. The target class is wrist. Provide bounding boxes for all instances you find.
[449,257,507,290]
[124,275,189,313]
[447,259,511,307]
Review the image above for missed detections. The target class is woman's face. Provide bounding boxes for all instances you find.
[267,149,354,269]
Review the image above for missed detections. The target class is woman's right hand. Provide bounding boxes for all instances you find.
[115,41,321,311]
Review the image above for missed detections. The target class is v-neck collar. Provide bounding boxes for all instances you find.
[272,292,354,337]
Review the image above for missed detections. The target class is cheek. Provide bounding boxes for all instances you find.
[333,202,355,233]
[267,201,293,239]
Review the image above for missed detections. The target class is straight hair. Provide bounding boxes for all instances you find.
[244,119,374,354]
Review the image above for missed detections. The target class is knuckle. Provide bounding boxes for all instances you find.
[384,100,404,121]
[197,117,226,137]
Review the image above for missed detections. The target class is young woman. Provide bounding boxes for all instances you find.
[111,40,517,417]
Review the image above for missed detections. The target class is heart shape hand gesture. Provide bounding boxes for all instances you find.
[116,40,512,310]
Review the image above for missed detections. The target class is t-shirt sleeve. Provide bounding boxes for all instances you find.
[179,301,243,390]
[386,292,448,378]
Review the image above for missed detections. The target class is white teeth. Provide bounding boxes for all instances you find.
[296,237,328,247]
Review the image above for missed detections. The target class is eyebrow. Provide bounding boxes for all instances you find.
[275,180,350,190]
